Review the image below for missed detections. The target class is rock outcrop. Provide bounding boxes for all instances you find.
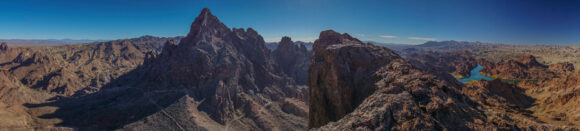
[405,51,479,77]
[481,55,571,80]
[272,36,311,85]
[0,36,181,129]
[309,30,484,130]
[525,71,580,124]
[120,8,308,130]
[0,38,176,96]
[308,30,577,130]
[28,8,309,130]
[549,62,575,75]
[0,42,7,51]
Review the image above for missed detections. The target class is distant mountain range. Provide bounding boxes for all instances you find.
[0,39,106,45]
[0,36,183,46]
[363,41,412,47]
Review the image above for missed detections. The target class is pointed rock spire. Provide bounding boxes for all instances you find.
[186,8,229,38]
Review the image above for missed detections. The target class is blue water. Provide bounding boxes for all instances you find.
[454,64,493,83]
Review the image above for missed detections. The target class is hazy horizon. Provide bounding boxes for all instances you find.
[1,0,579,45]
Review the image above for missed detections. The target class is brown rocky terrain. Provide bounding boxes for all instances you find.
[405,51,479,77]
[2,7,580,131]
[0,36,181,129]
[480,55,573,80]
[394,42,580,128]
[393,41,580,70]
[0,36,181,96]
[17,8,308,130]
[308,30,578,130]
[526,71,580,125]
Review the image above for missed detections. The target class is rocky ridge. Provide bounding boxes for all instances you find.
[21,8,309,130]
[480,55,572,80]
[0,36,182,129]
[308,30,577,130]
[272,36,311,85]
[309,30,483,130]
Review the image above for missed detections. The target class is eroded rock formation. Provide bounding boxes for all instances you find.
[309,30,483,130]
[308,30,577,130]
[272,36,311,85]
[481,55,572,80]
[34,8,309,130]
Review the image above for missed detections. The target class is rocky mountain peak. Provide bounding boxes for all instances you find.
[277,36,296,50]
[313,30,361,51]
[272,36,311,85]
[280,36,292,43]
[111,8,308,129]
[0,42,7,51]
[184,8,229,43]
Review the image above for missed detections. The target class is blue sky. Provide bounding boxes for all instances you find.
[0,0,579,44]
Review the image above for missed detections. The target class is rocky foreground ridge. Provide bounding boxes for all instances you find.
[308,30,578,130]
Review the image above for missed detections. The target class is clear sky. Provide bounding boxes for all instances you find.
[0,0,579,44]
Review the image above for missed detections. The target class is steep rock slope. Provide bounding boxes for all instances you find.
[0,43,27,64]
[527,71,580,125]
[115,8,308,130]
[405,51,480,77]
[308,30,576,130]
[0,36,180,96]
[308,30,484,130]
[27,8,308,130]
[0,36,180,129]
[272,36,311,85]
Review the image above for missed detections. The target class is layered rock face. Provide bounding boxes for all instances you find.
[272,36,311,85]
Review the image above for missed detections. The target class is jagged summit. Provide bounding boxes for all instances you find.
[273,36,311,85]
[107,8,309,130]
[183,8,229,44]
[280,36,292,43]
[313,30,362,51]
[277,36,295,49]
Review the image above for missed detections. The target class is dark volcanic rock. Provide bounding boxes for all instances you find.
[272,36,311,85]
